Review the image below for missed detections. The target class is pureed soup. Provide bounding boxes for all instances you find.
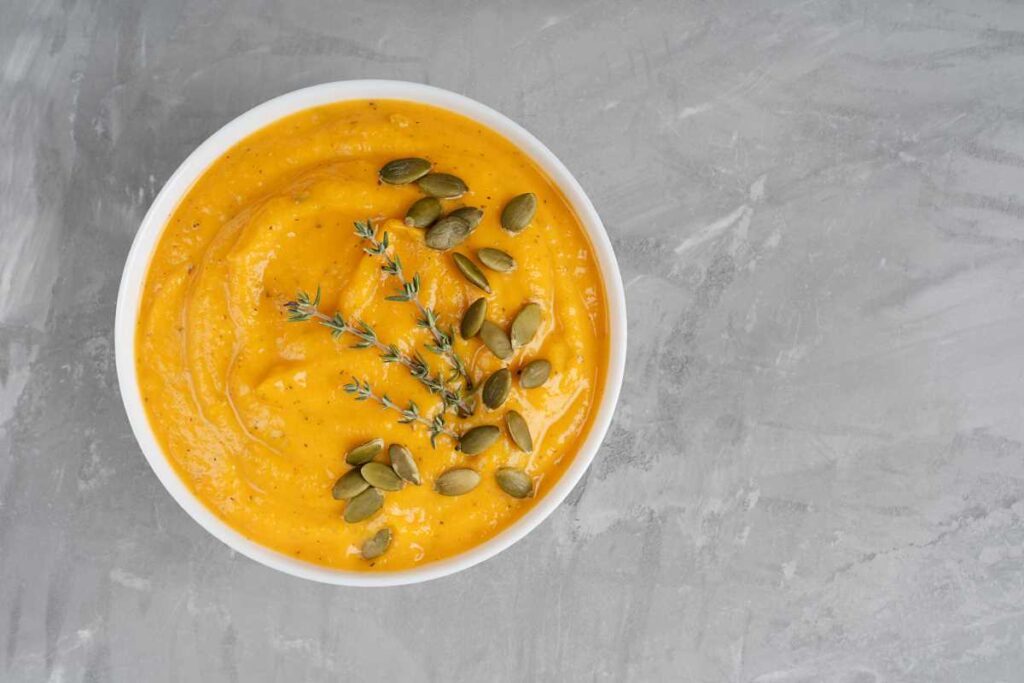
[136,100,609,570]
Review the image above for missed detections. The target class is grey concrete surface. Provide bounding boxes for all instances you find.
[4,0,1024,681]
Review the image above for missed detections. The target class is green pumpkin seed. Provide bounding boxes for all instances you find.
[458,425,501,455]
[388,444,421,485]
[380,158,432,185]
[361,527,392,560]
[460,297,487,339]
[418,173,468,198]
[404,197,442,229]
[434,468,481,496]
[346,438,384,466]
[332,469,369,500]
[505,410,534,452]
[519,359,551,389]
[452,253,491,293]
[477,247,516,272]
[361,462,403,491]
[449,206,483,230]
[479,320,512,360]
[482,368,512,410]
[496,467,533,498]
[425,216,471,251]
[344,487,384,523]
[501,193,537,233]
[510,303,542,348]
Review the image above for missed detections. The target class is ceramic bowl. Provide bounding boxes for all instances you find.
[114,80,627,586]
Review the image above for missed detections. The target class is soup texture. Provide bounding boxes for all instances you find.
[136,100,608,570]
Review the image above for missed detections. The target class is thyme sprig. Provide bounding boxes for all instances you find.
[343,378,457,447]
[285,287,473,416]
[354,219,473,389]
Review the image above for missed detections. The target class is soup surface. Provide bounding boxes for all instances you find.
[137,100,608,570]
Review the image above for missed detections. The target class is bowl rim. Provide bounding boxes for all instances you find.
[114,80,627,587]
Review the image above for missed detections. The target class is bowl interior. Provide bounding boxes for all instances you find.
[114,80,627,586]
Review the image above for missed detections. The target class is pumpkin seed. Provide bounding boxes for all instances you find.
[344,487,384,523]
[458,425,501,455]
[361,528,392,560]
[380,158,431,185]
[434,468,481,496]
[496,467,533,498]
[482,368,512,410]
[425,215,471,250]
[388,444,421,485]
[361,462,403,491]
[346,438,384,466]
[505,410,534,452]
[404,197,442,229]
[332,469,369,500]
[477,247,516,272]
[418,173,468,198]
[479,320,512,360]
[519,359,551,389]
[449,206,483,230]
[460,297,487,339]
[452,253,491,293]
[510,303,542,348]
[501,192,537,233]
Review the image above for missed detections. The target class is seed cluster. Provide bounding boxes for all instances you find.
[331,441,424,559]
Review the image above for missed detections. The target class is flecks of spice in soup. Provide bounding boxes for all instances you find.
[136,100,608,570]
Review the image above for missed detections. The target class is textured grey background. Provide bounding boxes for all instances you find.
[3,0,1024,681]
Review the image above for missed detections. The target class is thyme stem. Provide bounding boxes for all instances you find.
[285,288,473,416]
[343,378,458,447]
[354,219,473,389]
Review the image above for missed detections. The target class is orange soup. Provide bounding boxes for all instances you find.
[136,100,609,570]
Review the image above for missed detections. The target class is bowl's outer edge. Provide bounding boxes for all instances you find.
[114,80,628,586]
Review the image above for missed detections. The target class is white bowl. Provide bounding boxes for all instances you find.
[114,80,627,586]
